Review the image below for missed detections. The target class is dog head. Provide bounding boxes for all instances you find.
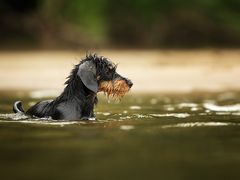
[77,54,133,98]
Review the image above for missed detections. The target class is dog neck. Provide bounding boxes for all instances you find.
[55,65,96,103]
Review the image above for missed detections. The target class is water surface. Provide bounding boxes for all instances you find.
[0,91,240,180]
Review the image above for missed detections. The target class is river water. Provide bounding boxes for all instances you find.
[0,91,240,180]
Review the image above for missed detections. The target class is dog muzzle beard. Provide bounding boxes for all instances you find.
[98,79,131,100]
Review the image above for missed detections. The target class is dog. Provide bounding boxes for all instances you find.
[13,54,133,120]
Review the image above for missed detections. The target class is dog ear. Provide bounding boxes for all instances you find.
[77,61,98,93]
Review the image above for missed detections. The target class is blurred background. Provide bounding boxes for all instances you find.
[0,0,240,92]
[1,0,240,49]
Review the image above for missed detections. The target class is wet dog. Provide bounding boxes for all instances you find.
[13,54,133,120]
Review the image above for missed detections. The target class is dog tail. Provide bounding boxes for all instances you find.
[13,101,25,113]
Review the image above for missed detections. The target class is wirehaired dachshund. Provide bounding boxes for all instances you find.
[13,54,133,120]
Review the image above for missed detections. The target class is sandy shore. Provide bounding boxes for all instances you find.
[0,49,240,93]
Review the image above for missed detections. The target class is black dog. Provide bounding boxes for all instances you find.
[13,54,133,120]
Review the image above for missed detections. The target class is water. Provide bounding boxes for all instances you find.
[0,91,240,180]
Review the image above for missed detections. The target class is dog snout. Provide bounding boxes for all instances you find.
[126,79,133,88]
[116,75,133,88]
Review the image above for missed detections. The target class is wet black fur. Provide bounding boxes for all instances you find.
[13,54,133,120]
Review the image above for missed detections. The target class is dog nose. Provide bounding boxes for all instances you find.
[127,80,133,88]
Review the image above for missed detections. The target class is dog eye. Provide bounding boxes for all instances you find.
[107,69,113,74]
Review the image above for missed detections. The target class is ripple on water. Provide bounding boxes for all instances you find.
[120,116,131,120]
[203,102,240,112]
[177,103,198,108]
[134,114,152,118]
[0,113,28,120]
[0,113,95,126]
[150,113,190,118]
[164,103,200,112]
[120,114,152,120]
[102,112,111,116]
[162,122,239,128]
[232,112,240,116]
[120,125,135,130]
[0,119,80,126]
[129,106,141,110]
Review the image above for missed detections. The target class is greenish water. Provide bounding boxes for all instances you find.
[0,91,240,180]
